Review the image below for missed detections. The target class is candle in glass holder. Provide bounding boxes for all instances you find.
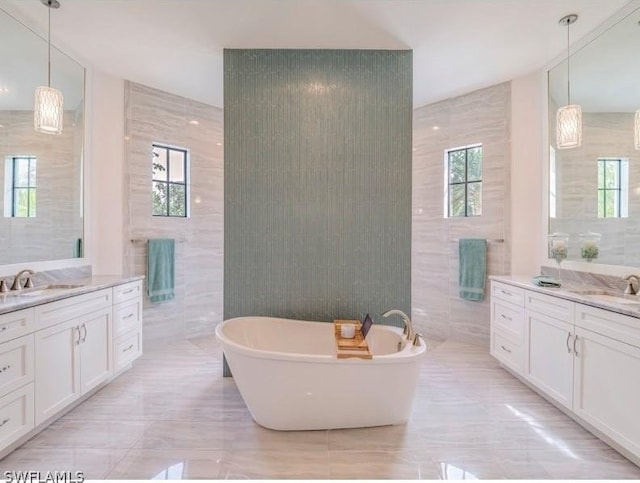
[580,232,600,262]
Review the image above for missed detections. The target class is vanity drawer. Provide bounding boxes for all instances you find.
[0,309,34,345]
[525,290,574,322]
[35,288,111,331]
[492,282,525,306]
[113,299,142,339]
[575,303,640,347]
[491,330,522,373]
[113,330,142,373]
[491,299,524,340]
[0,335,34,399]
[0,383,34,451]
[112,281,143,305]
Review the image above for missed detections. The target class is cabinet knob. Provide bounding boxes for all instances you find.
[0,418,10,427]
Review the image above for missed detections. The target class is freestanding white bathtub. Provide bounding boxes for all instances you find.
[215,316,426,431]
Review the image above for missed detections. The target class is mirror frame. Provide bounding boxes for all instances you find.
[0,4,92,274]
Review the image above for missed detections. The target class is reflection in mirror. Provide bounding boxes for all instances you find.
[0,7,84,265]
[548,6,640,266]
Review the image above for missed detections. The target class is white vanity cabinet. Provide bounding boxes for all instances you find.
[490,279,640,463]
[34,318,82,423]
[573,305,640,458]
[490,282,525,373]
[0,278,143,455]
[112,281,143,373]
[523,291,575,410]
[34,289,113,425]
[0,309,35,451]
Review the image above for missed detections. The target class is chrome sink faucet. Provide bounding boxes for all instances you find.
[382,309,422,346]
[10,269,35,291]
[622,274,640,295]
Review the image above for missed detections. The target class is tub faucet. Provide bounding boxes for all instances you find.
[382,309,421,346]
[11,269,35,291]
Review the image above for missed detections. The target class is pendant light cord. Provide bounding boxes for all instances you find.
[566,18,571,105]
[47,0,51,88]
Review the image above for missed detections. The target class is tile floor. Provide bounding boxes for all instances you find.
[1,336,639,479]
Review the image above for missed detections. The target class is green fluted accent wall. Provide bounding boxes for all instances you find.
[224,49,412,326]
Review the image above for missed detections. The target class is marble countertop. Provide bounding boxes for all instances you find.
[490,275,640,319]
[0,275,145,315]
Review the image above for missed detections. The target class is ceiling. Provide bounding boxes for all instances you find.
[2,0,633,109]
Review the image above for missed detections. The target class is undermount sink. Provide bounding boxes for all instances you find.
[568,289,640,306]
[9,283,85,297]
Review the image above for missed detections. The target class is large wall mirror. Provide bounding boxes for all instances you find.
[548,5,640,267]
[0,7,84,266]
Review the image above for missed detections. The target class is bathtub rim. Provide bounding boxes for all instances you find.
[215,316,426,365]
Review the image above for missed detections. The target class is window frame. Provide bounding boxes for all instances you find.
[444,144,483,218]
[4,155,37,218]
[597,157,628,219]
[152,143,189,218]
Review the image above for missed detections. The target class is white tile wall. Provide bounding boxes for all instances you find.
[412,82,512,347]
[123,82,223,348]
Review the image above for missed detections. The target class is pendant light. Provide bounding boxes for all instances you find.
[556,14,581,149]
[34,0,64,135]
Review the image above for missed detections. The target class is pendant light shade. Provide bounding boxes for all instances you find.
[557,104,582,149]
[34,86,63,134]
[556,14,581,150]
[34,0,63,135]
[635,110,640,150]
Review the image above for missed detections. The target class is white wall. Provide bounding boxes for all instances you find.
[510,71,545,275]
[88,71,125,276]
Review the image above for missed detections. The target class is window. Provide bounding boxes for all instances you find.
[597,158,628,218]
[3,156,36,218]
[445,145,482,217]
[152,144,188,217]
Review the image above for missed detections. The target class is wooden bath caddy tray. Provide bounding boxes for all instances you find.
[333,319,372,359]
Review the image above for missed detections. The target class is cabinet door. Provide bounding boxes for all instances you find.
[35,319,80,425]
[79,307,112,394]
[524,309,574,409]
[573,327,640,456]
[0,383,34,451]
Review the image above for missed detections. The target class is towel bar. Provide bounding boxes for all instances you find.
[450,238,504,243]
[130,238,186,243]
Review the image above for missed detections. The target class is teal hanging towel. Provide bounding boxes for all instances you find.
[147,238,175,303]
[458,238,487,301]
